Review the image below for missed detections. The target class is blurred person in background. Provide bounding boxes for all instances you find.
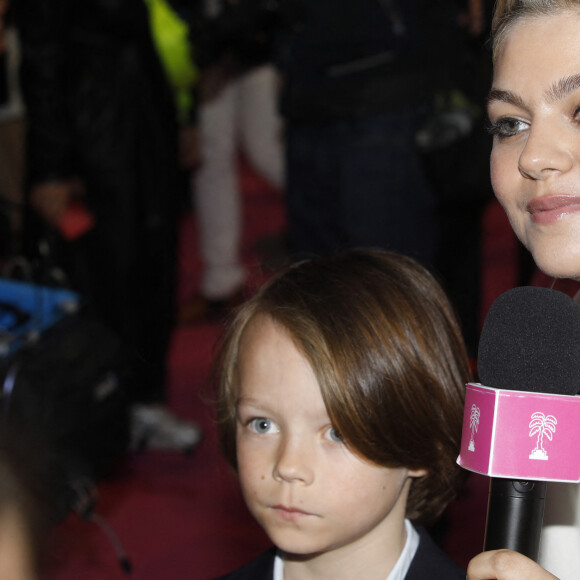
[274,0,448,266]
[0,0,26,259]
[179,0,285,324]
[15,0,201,453]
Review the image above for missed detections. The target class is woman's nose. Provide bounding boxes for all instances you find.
[518,121,574,181]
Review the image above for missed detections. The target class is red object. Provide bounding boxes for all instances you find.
[58,200,95,240]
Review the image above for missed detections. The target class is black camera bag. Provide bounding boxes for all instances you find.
[0,309,129,522]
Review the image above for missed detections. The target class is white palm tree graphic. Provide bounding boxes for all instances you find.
[468,404,480,452]
[529,412,557,460]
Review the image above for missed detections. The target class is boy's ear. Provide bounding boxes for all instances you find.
[408,467,428,479]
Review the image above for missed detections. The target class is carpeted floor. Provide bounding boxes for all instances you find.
[38,162,525,580]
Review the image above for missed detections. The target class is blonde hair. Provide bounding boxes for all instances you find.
[212,249,472,526]
[492,0,580,59]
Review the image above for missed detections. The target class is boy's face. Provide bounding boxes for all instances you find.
[234,315,424,567]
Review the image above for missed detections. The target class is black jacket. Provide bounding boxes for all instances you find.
[15,0,178,224]
[275,0,454,123]
[214,526,465,580]
[15,0,181,401]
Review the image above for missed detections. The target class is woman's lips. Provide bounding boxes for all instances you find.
[527,195,580,224]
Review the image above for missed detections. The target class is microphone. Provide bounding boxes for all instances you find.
[476,286,580,561]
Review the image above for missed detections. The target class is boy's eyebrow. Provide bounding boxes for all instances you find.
[235,397,278,418]
[235,397,268,409]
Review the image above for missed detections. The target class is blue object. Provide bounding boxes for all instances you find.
[0,278,79,357]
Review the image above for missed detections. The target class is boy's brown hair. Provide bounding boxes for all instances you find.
[213,249,471,526]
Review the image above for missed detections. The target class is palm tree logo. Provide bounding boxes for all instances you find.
[468,404,480,452]
[529,412,557,461]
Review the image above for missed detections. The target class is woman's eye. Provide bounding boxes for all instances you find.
[326,426,343,443]
[249,418,278,434]
[487,116,528,139]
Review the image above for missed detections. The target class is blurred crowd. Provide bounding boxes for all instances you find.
[1,0,494,342]
[0,0,494,576]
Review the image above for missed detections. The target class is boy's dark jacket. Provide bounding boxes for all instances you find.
[213,527,465,579]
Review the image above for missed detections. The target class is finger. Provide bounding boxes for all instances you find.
[467,550,559,580]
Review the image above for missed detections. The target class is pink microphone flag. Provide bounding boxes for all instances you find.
[457,383,580,482]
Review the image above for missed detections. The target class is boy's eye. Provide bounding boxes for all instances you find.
[326,426,343,443]
[249,417,279,434]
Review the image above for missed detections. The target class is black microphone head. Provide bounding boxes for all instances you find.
[477,286,580,395]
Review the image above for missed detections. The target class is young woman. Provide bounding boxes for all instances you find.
[462,0,580,577]
[211,249,470,579]
[484,1,580,577]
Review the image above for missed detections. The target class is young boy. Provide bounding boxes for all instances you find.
[212,249,470,579]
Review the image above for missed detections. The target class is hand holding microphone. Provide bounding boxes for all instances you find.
[458,286,580,561]
[467,549,559,580]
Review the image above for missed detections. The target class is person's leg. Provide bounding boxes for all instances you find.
[69,86,201,452]
[285,122,344,257]
[238,64,284,190]
[193,80,245,302]
[0,117,26,253]
[340,108,437,266]
[286,109,436,264]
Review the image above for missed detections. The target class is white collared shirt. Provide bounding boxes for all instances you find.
[273,518,420,580]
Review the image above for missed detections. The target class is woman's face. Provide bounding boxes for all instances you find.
[488,11,580,280]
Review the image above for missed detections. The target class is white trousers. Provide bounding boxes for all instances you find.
[193,64,284,300]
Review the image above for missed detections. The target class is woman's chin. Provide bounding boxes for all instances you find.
[531,249,580,282]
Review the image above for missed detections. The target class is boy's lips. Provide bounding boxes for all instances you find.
[527,195,580,224]
[271,505,316,520]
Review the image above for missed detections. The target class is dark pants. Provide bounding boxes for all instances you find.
[286,107,437,266]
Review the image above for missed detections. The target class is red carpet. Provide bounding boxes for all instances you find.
[39,163,526,579]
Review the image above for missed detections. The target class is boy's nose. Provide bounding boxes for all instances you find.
[272,436,315,485]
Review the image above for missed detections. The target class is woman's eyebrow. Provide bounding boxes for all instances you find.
[487,88,526,109]
[546,73,580,104]
[488,74,580,109]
